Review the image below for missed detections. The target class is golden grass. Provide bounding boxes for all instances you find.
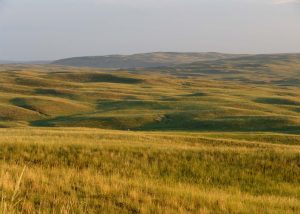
[0,128,299,213]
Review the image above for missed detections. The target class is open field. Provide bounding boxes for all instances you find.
[0,128,299,213]
[0,55,300,213]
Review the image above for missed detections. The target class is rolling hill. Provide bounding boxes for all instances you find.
[1,53,300,131]
[52,52,247,68]
[145,53,300,85]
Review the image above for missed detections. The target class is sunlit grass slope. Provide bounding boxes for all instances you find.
[0,128,299,213]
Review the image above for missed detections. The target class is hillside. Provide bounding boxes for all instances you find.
[0,58,300,213]
[52,52,247,68]
[1,55,300,131]
[161,53,300,85]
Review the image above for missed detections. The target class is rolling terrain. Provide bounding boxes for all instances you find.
[0,53,300,213]
[52,52,247,68]
[1,54,300,131]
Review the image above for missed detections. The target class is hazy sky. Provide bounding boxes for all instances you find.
[0,0,299,60]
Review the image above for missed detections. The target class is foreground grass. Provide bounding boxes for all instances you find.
[0,128,299,213]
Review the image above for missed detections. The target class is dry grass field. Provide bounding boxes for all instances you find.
[0,128,299,213]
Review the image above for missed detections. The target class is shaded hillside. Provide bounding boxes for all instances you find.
[150,53,300,86]
[52,52,246,68]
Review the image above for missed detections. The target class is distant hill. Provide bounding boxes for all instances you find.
[0,60,16,64]
[52,52,248,68]
[0,60,50,65]
[181,53,300,67]
[148,53,300,85]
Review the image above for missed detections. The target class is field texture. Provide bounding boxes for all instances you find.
[0,54,300,213]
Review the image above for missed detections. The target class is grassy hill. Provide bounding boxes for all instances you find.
[52,52,246,68]
[159,53,300,86]
[1,55,300,132]
[0,54,300,213]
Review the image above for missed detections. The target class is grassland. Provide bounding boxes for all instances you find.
[0,55,300,213]
[1,128,299,213]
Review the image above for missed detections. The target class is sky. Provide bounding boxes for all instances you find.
[0,0,299,60]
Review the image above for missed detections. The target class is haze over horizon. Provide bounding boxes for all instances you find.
[0,0,299,61]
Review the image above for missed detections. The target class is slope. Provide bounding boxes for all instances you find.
[52,52,247,68]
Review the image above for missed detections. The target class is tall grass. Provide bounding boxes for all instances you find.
[0,128,299,213]
[1,166,26,214]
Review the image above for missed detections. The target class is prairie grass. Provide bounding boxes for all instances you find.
[0,128,299,213]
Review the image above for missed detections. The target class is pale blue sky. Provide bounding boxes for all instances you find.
[0,0,299,60]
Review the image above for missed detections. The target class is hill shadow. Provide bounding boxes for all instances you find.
[52,73,143,84]
[30,112,300,134]
[139,113,300,132]
[34,88,77,99]
[97,100,171,111]
[255,97,300,106]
